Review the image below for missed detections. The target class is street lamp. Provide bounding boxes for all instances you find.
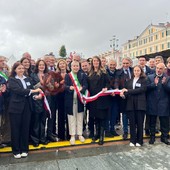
[110,35,119,59]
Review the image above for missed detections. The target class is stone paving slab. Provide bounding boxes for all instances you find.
[0,142,170,170]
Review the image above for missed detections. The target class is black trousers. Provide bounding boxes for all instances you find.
[149,115,169,138]
[30,111,47,144]
[9,103,31,155]
[127,110,145,145]
[57,92,69,140]
[47,95,58,137]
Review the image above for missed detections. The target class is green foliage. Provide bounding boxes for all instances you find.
[59,45,67,58]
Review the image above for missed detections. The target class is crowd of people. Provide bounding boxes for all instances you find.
[0,52,170,159]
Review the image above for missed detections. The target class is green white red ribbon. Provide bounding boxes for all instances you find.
[69,72,121,104]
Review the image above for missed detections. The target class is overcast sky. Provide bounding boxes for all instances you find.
[0,0,170,60]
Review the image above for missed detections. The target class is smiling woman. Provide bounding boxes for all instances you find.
[8,62,43,159]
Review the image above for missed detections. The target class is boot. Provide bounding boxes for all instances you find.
[92,124,100,142]
[98,127,104,145]
[149,136,155,144]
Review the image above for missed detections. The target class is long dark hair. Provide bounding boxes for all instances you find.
[89,56,106,76]
[34,59,48,74]
[20,57,32,76]
[133,65,146,78]
[10,62,23,77]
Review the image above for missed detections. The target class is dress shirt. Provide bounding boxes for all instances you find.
[133,77,139,89]
[15,75,27,89]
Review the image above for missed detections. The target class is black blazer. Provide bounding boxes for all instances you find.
[8,77,33,114]
[124,77,147,111]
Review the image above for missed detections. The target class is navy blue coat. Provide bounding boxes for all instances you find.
[147,73,170,116]
[145,65,155,76]
[64,71,88,115]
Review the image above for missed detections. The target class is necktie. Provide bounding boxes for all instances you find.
[125,69,130,79]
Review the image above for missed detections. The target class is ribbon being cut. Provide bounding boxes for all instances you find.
[69,72,121,105]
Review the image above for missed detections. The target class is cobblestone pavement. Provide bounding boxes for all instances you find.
[0,139,170,170]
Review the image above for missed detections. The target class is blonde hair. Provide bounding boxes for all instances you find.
[56,59,67,71]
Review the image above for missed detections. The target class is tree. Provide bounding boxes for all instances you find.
[59,45,67,58]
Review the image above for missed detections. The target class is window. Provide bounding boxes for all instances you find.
[162,32,165,38]
[140,50,142,55]
[162,44,164,50]
[144,49,147,54]
[150,47,152,52]
[155,46,158,52]
[150,36,153,41]
[155,34,158,40]
[168,42,170,49]
[166,30,170,36]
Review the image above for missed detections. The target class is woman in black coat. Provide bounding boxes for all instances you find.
[87,56,111,145]
[120,65,147,146]
[8,62,42,159]
[30,59,49,147]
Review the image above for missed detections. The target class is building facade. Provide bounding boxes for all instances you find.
[122,22,170,63]
[98,50,122,68]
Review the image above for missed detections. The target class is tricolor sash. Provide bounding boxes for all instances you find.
[40,92,52,118]
[69,72,89,104]
[0,71,8,81]
[69,72,121,104]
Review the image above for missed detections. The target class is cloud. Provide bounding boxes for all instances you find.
[0,0,170,60]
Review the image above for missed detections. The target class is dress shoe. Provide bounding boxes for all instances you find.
[122,132,128,140]
[161,138,170,145]
[47,135,58,142]
[40,140,49,145]
[92,135,99,142]
[33,143,39,147]
[149,137,155,144]
[145,129,150,136]
[98,140,104,145]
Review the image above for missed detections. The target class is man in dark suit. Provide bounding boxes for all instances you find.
[115,57,133,140]
[138,56,155,136]
[147,63,170,145]
[105,59,119,137]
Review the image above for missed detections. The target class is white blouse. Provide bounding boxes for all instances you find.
[133,77,139,89]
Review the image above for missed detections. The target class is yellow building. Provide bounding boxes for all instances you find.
[122,22,170,62]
